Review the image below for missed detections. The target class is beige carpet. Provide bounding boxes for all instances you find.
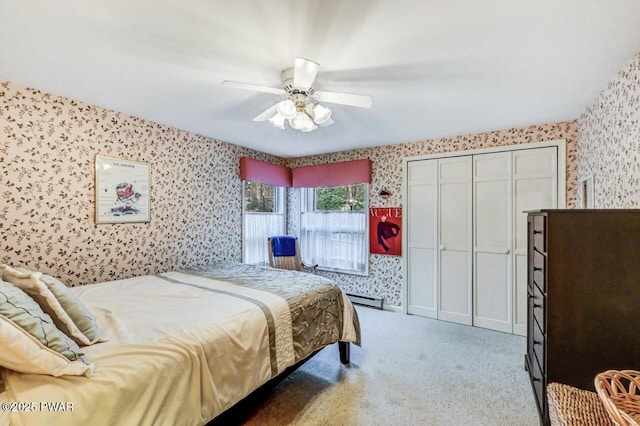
[210,306,539,425]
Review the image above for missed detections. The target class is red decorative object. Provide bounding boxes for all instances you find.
[240,157,292,187]
[370,207,402,256]
[292,159,372,188]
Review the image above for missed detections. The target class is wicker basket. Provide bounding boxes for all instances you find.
[547,382,614,425]
[595,370,640,426]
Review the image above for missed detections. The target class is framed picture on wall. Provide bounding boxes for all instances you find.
[369,207,402,255]
[95,155,151,224]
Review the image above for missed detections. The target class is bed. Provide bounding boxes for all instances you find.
[0,262,361,426]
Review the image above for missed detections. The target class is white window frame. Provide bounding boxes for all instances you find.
[579,175,595,208]
[242,181,286,266]
[299,184,369,276]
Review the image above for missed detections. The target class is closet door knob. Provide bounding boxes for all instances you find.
[439,245,446,250]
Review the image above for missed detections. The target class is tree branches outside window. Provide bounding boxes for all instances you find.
[315,184,365,211]
[245,181,275,212]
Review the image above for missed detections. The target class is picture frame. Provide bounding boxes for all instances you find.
[369,207,402,255]
[579,175,594,209]
[95,155,151,224]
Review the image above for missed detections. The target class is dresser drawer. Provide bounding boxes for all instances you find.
[533,250,546,292]
[532,215,546,252]
[531,283,545,329]
[532,316,545,367]
[527,354,545,420]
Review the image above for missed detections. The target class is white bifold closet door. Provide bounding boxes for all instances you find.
[512,147,557,335]
[405,145,559,334]
[473,152,512,333]
[406,160,438,318]
[438,157,472,325]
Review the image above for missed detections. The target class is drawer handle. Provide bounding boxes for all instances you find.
[532,376,541,383]
[533,230,543,235]
[533,340,542,345]
[533,266,542,271]
[533,303,542,308]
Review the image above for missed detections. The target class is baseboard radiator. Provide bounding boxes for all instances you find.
[346,293,384,310]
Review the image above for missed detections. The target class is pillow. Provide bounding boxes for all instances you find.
[0,279,93,377]
[1,265,104,346]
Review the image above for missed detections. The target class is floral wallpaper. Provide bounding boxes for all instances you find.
[287,122,578,307]
[578,50,640,208]
[0,80,283,286]
[2,79,578,307]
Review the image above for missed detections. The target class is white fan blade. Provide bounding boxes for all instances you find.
[319,118,334,128]
[222,80,286,96]
[312,91,373,108]
[293,58,320,91]
[252,104,278,122]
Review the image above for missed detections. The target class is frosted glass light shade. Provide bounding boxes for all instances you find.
[300,123,318,132]
[276,99,296,119]
[268,113,285,129]
[312,103,332,124]
[289,111,316,132]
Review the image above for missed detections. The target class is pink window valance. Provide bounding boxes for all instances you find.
[292,159,372,188]
[240,157,292,187]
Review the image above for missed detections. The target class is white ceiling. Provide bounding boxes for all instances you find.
[1,1,639,158]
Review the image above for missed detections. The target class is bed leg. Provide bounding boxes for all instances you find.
[338,341,350,364]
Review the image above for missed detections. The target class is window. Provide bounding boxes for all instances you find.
[300,184,368,275]
[243,181,286,265]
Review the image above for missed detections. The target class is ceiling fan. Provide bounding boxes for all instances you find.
[222,58,373,133]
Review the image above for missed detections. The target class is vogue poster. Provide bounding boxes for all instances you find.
[370,207,402,256]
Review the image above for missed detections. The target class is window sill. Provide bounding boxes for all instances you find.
[315,266,369,277]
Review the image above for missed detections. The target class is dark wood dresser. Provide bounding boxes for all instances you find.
[525,209,640,425]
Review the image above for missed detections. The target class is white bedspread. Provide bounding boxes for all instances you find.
[0,270,356,426]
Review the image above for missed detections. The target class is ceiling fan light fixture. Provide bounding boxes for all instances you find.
[289,110,316,132]
[224,57,370,133]
[276,99,296,119]
[268,112,285,129]
[312,103,332,124]
[300,123,318,132]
